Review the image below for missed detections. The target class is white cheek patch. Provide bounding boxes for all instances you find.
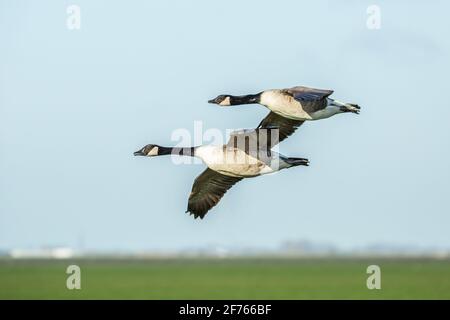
[148,147,159,156]
[219,97,231,106]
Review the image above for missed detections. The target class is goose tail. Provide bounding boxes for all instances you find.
[329,99,361,114]
[284,157,310,167]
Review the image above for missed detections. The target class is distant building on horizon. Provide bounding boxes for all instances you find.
[8,247,75,259]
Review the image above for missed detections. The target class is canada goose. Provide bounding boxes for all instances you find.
[209,86,360,141]
[134,129,309,219]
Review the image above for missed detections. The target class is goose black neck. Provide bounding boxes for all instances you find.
[229,93,261,105]
[158,146,196,157]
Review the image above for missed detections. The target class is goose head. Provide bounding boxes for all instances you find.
[134,144,160,157]
[208,95,231,106]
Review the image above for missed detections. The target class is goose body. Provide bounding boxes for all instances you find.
[134,128,308,218]
[209,85,361,141]
[209,86,361,120]
[194,145,285,178]
[259,89,313,120]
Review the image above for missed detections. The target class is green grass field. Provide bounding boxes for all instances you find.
[1,258,449,299]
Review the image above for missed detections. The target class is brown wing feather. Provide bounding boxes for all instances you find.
[286,86,333,96]
[257,112,305,143]
[187,168,242,219]
[284,86,333,113]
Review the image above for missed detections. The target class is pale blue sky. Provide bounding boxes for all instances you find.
[1,1,449,251]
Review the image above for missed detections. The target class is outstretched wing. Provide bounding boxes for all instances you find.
[187,168,242,219]
[257,111,305,143]
[226,127,282,160]
[284,86,333,112]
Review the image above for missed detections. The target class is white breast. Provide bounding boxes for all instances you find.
[194,145,226,166]
[194,145,275,178]
[259,90,312,120]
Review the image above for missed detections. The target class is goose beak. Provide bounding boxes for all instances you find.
[134,150,145,156]
[208,98,217,104]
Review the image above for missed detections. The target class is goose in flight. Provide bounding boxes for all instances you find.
[209,86,360,141]
[134,128,309,219]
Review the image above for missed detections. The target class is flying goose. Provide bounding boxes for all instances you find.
[209,86,361,141]
[134,128,309,219]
